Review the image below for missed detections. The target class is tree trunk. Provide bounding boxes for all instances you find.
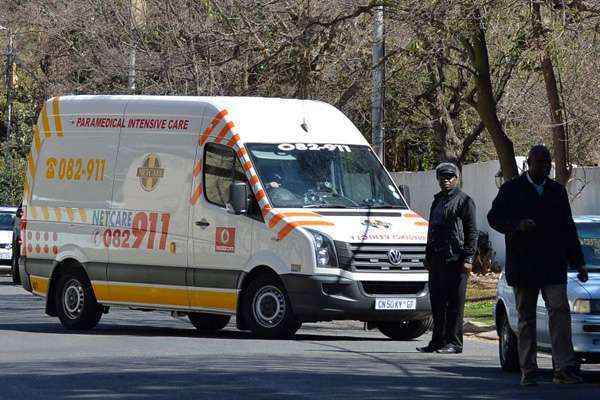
[463,11,518,181]
[533,2,571,185]
[426,59,461,165]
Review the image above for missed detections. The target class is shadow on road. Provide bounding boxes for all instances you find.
[0,355,598,400]
[0,322,391,342]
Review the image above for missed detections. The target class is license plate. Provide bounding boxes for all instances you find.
[375,298,416,310]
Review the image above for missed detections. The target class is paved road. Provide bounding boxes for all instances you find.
[1,275,598,400]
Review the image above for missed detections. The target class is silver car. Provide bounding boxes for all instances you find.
[495,215,600,371]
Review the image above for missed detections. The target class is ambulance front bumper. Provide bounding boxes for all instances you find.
[281,274,431,323]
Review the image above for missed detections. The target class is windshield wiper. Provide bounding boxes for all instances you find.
[303,204,348,208]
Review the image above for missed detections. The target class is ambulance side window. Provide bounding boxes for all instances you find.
[204,143,247,208]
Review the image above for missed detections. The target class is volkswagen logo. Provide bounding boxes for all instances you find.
[387,249,403,265]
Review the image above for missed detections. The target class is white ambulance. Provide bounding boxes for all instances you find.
[19,95,431,339]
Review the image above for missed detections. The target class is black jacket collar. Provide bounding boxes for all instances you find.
[434,186,461,200]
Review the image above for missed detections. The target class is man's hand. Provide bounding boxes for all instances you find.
[463,263,473,275]
[517,219,536,232]
[577,265,589,283]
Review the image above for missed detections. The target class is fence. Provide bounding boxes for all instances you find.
[391,160,600,266]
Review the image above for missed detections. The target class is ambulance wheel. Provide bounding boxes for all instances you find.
[377,317,432,340]
[242,275,301,338]
[189,313,231,332]
[55,269,102,330]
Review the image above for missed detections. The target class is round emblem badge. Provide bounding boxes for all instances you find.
[136,154,164,192]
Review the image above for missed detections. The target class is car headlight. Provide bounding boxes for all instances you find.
[573,299,591,314]
[5,243,11,250]
[306,229,338,268]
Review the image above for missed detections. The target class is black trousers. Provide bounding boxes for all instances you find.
[428,254,468,348]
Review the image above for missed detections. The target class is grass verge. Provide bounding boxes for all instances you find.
[464,300,495,326]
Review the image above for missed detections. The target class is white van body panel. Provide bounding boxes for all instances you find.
[21,95,431,326]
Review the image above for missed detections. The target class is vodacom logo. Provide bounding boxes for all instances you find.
[215,227,236,253]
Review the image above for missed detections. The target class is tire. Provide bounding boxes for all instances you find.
[10,255,21,285]
[377,317,433,340]
[189,313,231,332]
[241,274,301,338]
[54,268,102,330]
[498,312,520,372]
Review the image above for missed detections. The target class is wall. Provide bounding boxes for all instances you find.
[391,159,600,266]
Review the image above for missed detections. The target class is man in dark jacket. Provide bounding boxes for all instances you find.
[417,162,477,354]
[487,145,589,386]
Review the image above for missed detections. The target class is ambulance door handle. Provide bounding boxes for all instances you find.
[195,219,210,228]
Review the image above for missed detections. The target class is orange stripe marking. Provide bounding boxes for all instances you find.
[242,161,252,171]
[199,109,228,145]
[23,178,30,200]
[27,153,36,178]
[415,221,428,226]
[404,212,419,218]
[236,147,247,158]
[79,208,88,222]
[52,97,64,137]
[215,122,234,144]
[261,204,272,218]
[277,220,335,241]
[54,208,62,222]
[268,213,284,228]
[280,211,320,217]
[192,161,202,178]
[255,189,266,201]
[249,175,259,186]
[226,134,240,147]
[190,185,203,205]
[65,208,74,222]
[33,125,42,153]
[41,105,51,138]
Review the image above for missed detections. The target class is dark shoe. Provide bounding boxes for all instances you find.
[553,369,584,384]
[436,344,462,354]
[520,372,538,387]
[416,344,442,353]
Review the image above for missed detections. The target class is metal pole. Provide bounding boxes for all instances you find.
[371,5,385,162]
[128,47,136,92]
[128,0,138,93]
[2,27,13,141]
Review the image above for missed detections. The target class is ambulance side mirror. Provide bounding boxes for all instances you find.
[229,181,249,215]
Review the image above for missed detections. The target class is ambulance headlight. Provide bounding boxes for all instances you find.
[5,243,12,250]
[307,229,338,268]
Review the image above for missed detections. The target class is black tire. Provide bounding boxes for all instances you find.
[377,317,433,340]
[189,313,231,332]
[241,274,301,338]
[54,268,102,330]
[10,255,21,285]
[498,312,520,372]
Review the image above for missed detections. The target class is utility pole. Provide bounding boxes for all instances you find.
[371,5,385,163]
[1,25,13,142]
[129,0,146,93]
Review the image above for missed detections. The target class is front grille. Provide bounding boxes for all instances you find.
[361,281,426,295]
[335,242,426,272]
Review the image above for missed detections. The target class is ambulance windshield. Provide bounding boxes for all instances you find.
[246,143,408,209]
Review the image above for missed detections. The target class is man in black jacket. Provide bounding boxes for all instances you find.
[488,145,589,386]
[417,162,477,354]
